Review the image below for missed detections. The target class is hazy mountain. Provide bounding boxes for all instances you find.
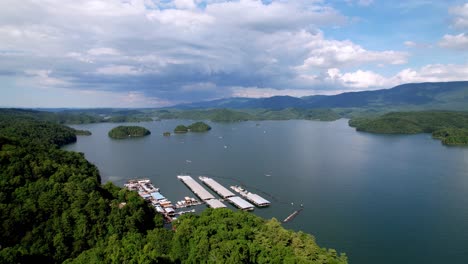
[173,81,468,110]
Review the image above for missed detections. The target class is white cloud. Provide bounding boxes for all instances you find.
[317,63,468,91]
[439,33,468,50]
[326,68,388,88]
[174,0,196,10]
[96,65,142,75]
[2,0,457,105]
[87,47,120,56]
[449,3,468,29]
[23,69,70,87]
[296,32,408,71]
[404,41,417,47]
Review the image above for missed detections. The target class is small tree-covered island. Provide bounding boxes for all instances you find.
[108,125,151,139]
[0,113,347,263]
[174,122,212,133]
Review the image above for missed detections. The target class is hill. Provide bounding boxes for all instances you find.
[172,81,468,111]
[349,111,468,145]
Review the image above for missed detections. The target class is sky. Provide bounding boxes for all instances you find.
[1,0,467,108]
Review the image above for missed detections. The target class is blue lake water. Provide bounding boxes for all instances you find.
[64,119,468,264]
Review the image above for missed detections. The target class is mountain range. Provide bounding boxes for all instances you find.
[172,81,468,111]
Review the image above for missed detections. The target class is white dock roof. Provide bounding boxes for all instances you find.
[178,175,215,200]
[205,199,227,209]
[199,177,235,198]
[246,193,270,205]
[228,196,254,210]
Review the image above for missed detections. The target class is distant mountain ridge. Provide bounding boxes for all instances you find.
[172,81,468,110]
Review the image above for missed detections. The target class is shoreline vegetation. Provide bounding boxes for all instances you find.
[0,109,347,263]
[2,108,468,145]
[108,126,151,139]
[349,111,468,146]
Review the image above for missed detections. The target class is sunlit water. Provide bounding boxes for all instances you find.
[64,119,468,264]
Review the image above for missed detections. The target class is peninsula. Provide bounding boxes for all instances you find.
[349,111,468,146]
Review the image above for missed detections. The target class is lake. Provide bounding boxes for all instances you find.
[63,119,468,264]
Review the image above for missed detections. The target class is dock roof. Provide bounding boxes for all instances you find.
[178,175,215,200]
[246,193,270,205]
[151,192,165,200]
[205,199,227,209]
[228,196,254,210]
[199,177,235,198]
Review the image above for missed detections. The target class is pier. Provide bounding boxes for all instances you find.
[230,185,271,207]
[206,199,227,209]
[177,175,215,200]
[227,196,255,211]
[199,176,235,198]
[178,175,229,209]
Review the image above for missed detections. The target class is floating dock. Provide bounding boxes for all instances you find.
[199,176,235,198]
[206,199,227,209]
[283,208,303,223]
[230,185,271,207]
[177,175,215,200]
[228,196,255,211]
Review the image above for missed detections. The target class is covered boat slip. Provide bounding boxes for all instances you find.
[228,196,254,211]
[199,176,235,198]
[245,193,270,207]
[177,175,215,201]
[205,199,227,209]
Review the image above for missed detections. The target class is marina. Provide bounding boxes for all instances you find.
[230,185,271,207]
[125,176,274,222]
[124,179,201,223]
[199,176,235,198]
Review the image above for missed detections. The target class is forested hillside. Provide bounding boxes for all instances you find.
[0,115,347,263]
[349,111,468,145]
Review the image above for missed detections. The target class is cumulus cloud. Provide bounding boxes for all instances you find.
[319,63,468,91]
[449,3,468,29]
[295,32,408,71]
[0,0,459,106]
[439,33,468,50]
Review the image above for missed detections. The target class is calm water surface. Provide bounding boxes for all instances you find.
[64,119,468,264]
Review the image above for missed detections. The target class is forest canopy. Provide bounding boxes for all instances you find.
[349,111,468,145]
[108,126,151,139]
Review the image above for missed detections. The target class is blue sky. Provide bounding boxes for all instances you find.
[0,0,467,107]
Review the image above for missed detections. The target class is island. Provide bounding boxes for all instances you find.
[187,121,211,132]
[108,125,151,139]
[349,111,468,146]
[174,122,211,133]
[174,125,188,133]
[163,131,171,136]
